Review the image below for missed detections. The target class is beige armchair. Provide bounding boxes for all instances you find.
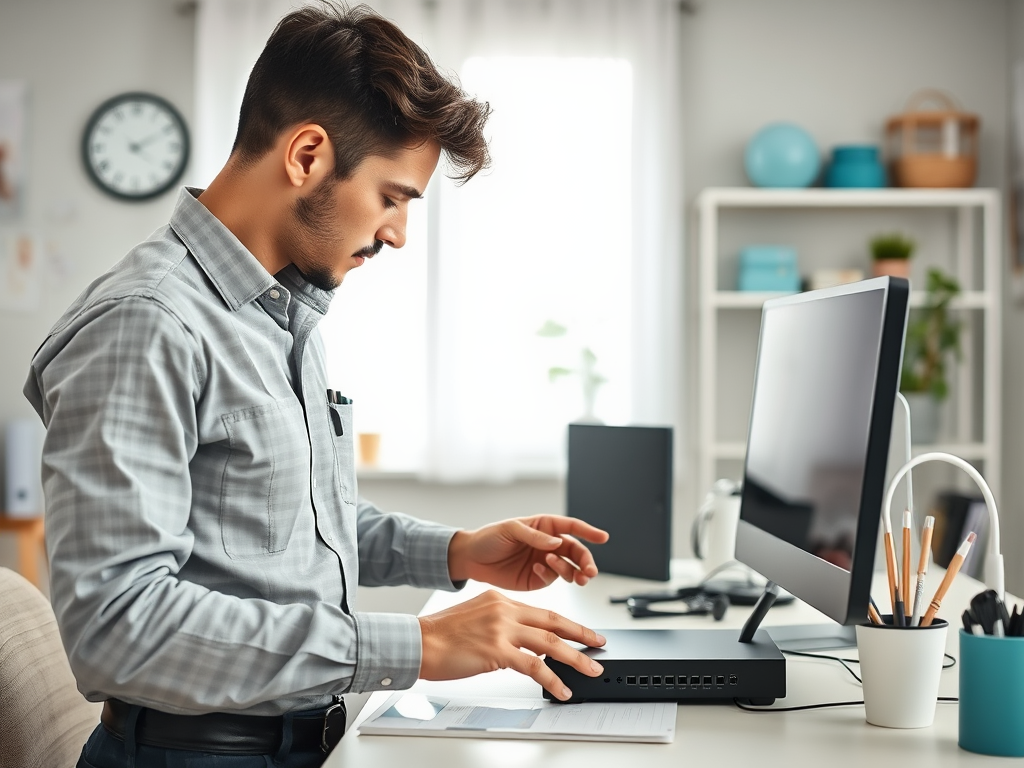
[0,567,100,768]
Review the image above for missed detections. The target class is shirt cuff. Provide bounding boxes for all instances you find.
[350,612,422,693]
[406,524,466,591]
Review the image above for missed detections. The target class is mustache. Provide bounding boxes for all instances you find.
[354,240,385,259]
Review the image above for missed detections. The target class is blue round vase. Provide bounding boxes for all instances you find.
[744,123,821,188]
[824,145,886,188]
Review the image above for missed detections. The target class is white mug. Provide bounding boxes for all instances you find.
[693,479,742,575]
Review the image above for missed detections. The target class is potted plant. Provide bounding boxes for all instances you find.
[537,320,607,423]
[900,268,962,443]
[870,232,915,278]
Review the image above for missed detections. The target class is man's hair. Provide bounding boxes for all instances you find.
[232,2,490,183]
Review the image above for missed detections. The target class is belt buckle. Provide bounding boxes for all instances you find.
[321,700,345,753]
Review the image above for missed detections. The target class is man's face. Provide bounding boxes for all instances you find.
[287,139,441,291]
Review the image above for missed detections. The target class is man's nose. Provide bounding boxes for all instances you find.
[378,216,406,249]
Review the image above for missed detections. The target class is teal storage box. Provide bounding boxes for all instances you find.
[738,246,799,292]
[959,630,1024,756]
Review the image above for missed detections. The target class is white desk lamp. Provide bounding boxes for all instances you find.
[884,395,1003,602]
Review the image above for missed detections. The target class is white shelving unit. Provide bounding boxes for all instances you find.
[696,187,1002,505]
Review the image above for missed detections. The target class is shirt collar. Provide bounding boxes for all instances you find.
[168,187,336,317]
[168,187,279,312]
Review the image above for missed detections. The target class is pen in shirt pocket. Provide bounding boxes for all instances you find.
[326,389,352,435]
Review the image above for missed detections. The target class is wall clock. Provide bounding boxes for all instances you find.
[82,92,189,201]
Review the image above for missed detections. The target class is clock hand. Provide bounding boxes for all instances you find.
[133,132,165,150]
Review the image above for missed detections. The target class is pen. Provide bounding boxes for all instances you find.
[882,507,899,617]
[901,509,912,622]
[921,531,976,627]
[894,587,906,628]
[911,516,934,627]
[869,596,884,626]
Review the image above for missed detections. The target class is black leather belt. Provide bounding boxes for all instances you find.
[101,697,347,755]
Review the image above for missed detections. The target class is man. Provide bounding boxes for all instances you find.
[24,5,608,767]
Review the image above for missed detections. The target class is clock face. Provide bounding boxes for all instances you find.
[82,92,189,201]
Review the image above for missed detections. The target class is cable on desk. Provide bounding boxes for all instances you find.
[733,651,959,712]
[735,697,959,713]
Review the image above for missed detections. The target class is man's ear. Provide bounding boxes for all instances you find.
[283,124,333,188]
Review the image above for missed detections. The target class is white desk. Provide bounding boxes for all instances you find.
[326,561,1012,766]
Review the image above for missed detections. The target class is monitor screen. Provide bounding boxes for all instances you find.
[735,277,909,626]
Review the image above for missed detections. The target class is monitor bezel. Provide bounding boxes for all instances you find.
[734,276,910,626]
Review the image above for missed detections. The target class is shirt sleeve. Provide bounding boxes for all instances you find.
[24,297,415,714]
[355,496,464,591]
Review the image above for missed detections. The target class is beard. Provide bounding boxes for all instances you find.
[290,180,344,291]
[288,180,386,292]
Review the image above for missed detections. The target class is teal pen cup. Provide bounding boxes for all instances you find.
[959,630,1024,756]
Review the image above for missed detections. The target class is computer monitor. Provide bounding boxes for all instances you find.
[734,276,909,645]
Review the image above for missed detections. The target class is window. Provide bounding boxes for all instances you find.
[321,56,634,478]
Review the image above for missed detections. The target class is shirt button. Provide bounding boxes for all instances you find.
[381,678,393,687]
[268,288,281,300]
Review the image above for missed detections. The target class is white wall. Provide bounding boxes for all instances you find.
[0,0,195,574]
[1,0,1020,596]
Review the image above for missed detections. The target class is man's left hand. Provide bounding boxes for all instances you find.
[447,516,610,591]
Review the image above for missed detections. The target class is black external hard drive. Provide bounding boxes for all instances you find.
[544,628,786,704]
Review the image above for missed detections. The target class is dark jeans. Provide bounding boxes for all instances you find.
[77,707,333,768]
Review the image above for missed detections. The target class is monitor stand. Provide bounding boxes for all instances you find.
[739,579,857,651]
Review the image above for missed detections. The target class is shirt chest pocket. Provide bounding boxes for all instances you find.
[327,402,355,505]
[219,399,310,559]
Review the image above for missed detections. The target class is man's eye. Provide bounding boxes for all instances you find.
[383,196,397,209]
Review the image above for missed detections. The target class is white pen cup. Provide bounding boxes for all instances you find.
[856,617,948,728]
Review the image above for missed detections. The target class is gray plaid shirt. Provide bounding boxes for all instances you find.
[24,188,460,716]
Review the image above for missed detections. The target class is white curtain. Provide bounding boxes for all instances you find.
[194,0,682,482]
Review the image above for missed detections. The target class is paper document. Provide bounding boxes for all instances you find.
[358,693,676,743]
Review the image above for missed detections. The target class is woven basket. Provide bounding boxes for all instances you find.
[885,90,979,188]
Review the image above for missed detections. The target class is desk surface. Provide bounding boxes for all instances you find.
[326,561,1010,766]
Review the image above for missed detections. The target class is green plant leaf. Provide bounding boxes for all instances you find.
[901,267,962,402]
[548,366,573,382]
[537,320,568,338]
[870,233,915,261]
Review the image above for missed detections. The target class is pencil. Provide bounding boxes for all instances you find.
[921,531,976,627]
[911,516,934,626]
[882,509,898,615]
[868,602,883,625]
[901,509,912,619]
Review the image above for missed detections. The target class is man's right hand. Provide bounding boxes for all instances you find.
[417,590,606,701]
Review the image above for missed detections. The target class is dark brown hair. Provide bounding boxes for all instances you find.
[232,2,490,183]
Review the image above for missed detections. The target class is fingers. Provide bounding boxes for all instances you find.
[522,626,604,678]
[550,535,599,581]
[540,552,581,581]
[510,520,563,551]
[520,603,606,649]
[532,561,558,587]
[517,516,606,583]
[506,613,606,702]
[539,516,610,545]
[504,647,576,701]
